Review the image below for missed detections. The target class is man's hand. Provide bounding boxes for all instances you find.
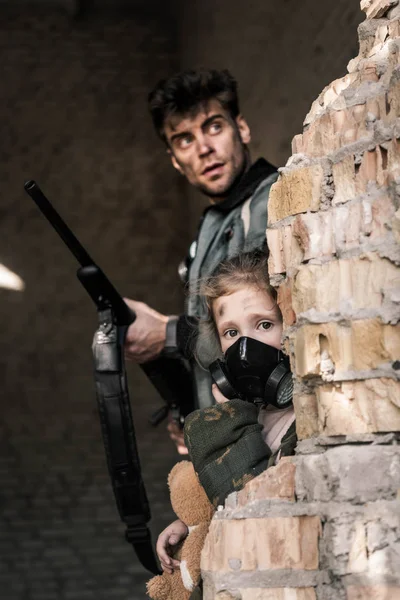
[156,519,189,573]
[124,298,168,363]
[167,417,189,455]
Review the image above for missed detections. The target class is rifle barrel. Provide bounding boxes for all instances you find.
[24,180,93,268]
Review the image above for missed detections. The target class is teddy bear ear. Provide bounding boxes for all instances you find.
[167,460,191,490]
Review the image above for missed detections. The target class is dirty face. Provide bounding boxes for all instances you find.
[213,285,283,354]
[164,99,251,200]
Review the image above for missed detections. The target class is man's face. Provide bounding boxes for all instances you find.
[163,100,251,200]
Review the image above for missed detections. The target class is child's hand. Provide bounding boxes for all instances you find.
[156,519,189,573]
[167,416,189,455]
[212,383,230,404]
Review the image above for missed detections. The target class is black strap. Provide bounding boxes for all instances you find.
[92,308,161,575]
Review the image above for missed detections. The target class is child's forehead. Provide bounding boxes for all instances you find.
[213,285,276,318]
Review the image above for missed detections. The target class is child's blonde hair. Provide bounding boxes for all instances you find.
[195,250,279,367]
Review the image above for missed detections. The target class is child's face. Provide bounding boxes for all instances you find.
[213,286,283,354]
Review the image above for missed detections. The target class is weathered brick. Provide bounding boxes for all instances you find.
[355,146,388,193]
[320,507,400,577]
[201,517,321,572]
[360,0,398,19]
[267,228,285,275]
[277,279,297,326]
[299,104,369,157]
[297,90,399,157]
[292,254,400,320]
[267,225,303,276]
[237,458,296,506]
[293,211,335,260]
[293,393,319,440]
[332,155,357,205]
[293,320,399,378]
[347,586,400,600]
[348,521,369,573]
[295,445,400,502]
[229,589,316,600]
[268,165,323,224]
[317,378,400,435]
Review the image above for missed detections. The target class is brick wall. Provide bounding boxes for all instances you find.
[201,2,400,598]
[0,1,390,599]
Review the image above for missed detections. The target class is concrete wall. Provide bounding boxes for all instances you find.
[201,1,400,598]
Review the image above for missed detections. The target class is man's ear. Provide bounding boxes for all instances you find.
[168,149,184,175]
[236,115,251,145]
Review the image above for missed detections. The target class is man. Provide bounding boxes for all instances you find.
[124,69,278,453]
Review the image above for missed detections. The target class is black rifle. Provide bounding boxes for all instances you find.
[24,180,194,574]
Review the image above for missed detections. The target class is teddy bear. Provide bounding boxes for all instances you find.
[146,460,215,600]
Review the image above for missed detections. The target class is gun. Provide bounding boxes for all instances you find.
[24,180,194,574]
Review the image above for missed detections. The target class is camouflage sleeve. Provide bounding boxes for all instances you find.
[183,399,271,507]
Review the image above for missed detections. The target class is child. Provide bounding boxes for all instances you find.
[157,250,296,575]
[184,249,296,507]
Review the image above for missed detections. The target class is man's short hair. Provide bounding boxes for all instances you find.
[148,69,239,143]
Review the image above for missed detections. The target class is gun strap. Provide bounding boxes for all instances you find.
[92,308,160,575]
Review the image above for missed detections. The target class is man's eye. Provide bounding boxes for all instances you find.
[178,136,192,149]
[209,122,222,134]
[224,329,238,338]
[258,321,273,331]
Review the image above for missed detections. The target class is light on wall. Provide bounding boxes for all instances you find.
[0,263,25,291]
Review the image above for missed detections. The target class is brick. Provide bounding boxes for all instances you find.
[381,80,400,125]
[295,445,400,503]
[293,320,399,378]
[347,586,400,600]
[292,211,335,260]
[267,228,285,275]
[292,255,400,320]
[237,458,296,506]
[268,165,323,224]
[394,207,400,243]
[297,91,399,157]
[269,203,368,277]
[316,378,400,435]
[299,104,370,158]
[332,155,357,205]
[355,146,388,194]
[267,225,303,276]
[291,134,305,154]
[201,516,321,572]
[360,0,398,19]
[277,279,297,326]
[293,393,319,440]
[320,508,400,577]
[348,521,369,573]
[231,590,316,600]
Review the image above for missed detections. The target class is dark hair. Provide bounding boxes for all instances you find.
[148,69,240,142]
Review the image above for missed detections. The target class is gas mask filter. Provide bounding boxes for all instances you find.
[209,336,292,409]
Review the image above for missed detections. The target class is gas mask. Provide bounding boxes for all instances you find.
[209,337,293,408]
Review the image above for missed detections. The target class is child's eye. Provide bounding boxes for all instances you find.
[224,329,238,338]
[258,321,273,331]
